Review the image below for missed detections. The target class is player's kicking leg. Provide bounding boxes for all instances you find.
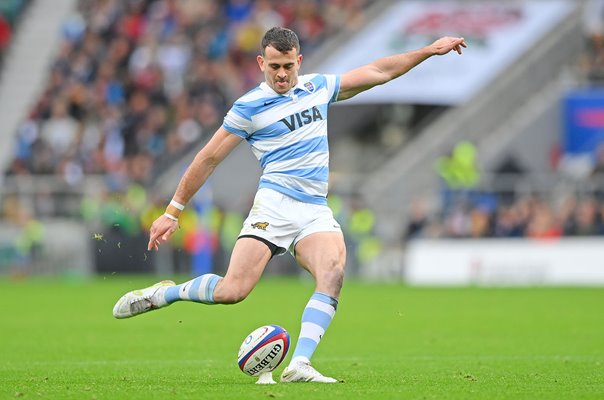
[112,237,272,319]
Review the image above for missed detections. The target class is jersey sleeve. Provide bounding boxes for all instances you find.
[223,101,253,139]
[323,74,341,104]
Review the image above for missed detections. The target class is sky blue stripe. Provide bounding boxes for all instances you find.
[258,181,327,205]
[309,74,326,91]
[201,274,222,304]
[248,119,291,143]
[312,292,339,308]
[260,136,328,168]
[231,101,254,120]
[294,337,318,360]
[188,276,203,302]
[164,285,180,304]
[301,307,333,330]
[223,123,248,139]
[231,104,251,121]
[267,166,329,182]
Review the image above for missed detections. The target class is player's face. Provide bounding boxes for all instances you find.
[257,45,302,94]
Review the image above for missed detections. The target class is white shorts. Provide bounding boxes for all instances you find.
[238,188,342,256]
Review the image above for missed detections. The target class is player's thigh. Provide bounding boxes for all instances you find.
[294,231,346,295]
[216,237,272,301]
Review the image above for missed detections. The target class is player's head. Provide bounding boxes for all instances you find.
[257,27,302,94]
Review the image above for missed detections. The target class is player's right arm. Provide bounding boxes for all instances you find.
[147,127,243,251]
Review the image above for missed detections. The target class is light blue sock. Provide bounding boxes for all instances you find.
[164,274,222,305]
[290,292,338,364]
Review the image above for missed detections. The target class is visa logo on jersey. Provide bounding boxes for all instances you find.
[280,106,324,132]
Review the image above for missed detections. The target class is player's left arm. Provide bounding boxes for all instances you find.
[337,36,467,101]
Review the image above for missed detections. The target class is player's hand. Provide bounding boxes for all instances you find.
[431,37,467,56]
[147,215,179,251]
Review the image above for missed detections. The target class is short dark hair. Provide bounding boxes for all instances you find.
[261,27,300,55]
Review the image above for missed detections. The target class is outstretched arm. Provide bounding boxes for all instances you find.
[147,127,243,250]
[337,36,467,101]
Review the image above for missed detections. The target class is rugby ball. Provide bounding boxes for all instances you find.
[237,325,290,376]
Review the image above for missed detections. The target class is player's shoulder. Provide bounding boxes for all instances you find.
[299,73,338,91]
[229,85,272,119]
[299,73,326,85]
[236,85,266,104]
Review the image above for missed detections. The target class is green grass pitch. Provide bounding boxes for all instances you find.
[2,276,603,399]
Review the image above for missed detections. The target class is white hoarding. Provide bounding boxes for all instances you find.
[405,238,604,286]
[318,0,573,105]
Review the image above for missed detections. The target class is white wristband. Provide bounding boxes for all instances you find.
[163,212,178,221]
[170,199,185,211]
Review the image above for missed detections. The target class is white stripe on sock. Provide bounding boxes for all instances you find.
[308,299,336,317]
[298,321,325,341]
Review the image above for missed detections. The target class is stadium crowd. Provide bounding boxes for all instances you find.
[7,0,370,190]
[405,140,604,242]
[404,190,604,242]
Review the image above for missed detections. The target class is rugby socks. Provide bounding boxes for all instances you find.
[290,292,338,364]
[163,274,223,305]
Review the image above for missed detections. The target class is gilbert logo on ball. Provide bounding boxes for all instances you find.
[237,325,290,376]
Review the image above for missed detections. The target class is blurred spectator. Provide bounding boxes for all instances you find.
[525,200,562,239]
[572,197,600,236]
[590,142,604,178]
[403,199,428,241]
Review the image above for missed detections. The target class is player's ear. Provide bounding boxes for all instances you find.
[257,55,265,71]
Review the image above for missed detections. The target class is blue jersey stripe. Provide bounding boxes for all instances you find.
[267,166,329,182]
[223,123,248,139]
[231,104,251,121]
[260,136,328,168]
[248,119,291,143]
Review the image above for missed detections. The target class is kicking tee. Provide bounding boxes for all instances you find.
[223,73,340,206]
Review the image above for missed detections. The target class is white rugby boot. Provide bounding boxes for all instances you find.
[280,360,338,383]
[113,280,175,319]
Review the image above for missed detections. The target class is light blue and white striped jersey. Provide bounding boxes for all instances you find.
[223,73,340,205]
